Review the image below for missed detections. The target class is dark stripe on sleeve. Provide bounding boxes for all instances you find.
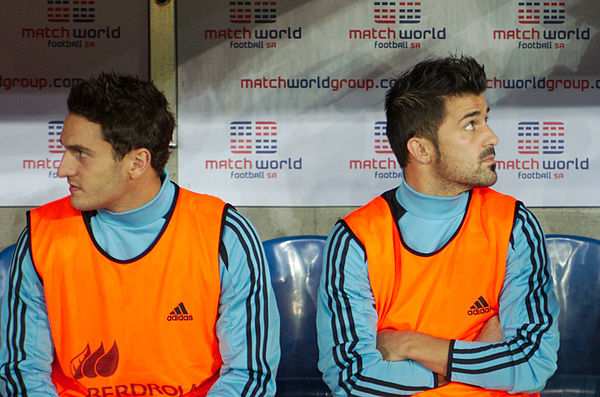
[224,208,271,397]
[219,240,229,270]
[1,230,31,396]
[218,204,231,270]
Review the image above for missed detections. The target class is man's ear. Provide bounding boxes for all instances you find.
[128,148,152,179]
[406,136,435,165]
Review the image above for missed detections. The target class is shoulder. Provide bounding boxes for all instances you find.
[344,189,400,240]
[345,192,391,222]
[326,221,367,262]
[221,207,263,254]
[30,195,77,221]
[475,187,518,207]
[174,187,230,226]
[512,202,544,236]
[177,187,227,208]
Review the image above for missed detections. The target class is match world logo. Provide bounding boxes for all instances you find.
[48,120,65,154]
[348,121,400,179]
[517,121,564,155]
[374,121,392,154]
[518,1,565,25]
[351,1,446,48]
[20,120,64,178]
[204,1,301,48]
[48,0,96,23]
[374,1,421,24]
[230,121,277,154]
[497,120,589,181]
[21,0,121,49]
[230,1,276,24]
[493,1,588,49]
[205,120,301,180]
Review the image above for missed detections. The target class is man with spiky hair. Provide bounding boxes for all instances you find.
[0,72,280,396]
[317,56,559,396]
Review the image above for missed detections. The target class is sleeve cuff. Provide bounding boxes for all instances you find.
[446,339,456,381]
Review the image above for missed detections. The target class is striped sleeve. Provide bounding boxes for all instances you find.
[0,228,58,396]
[208,206,280,397]
[449,203,560,392]
[316,222,437,396]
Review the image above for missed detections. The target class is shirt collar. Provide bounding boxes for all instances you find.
[95,170,175,227]
[396,178,469,220]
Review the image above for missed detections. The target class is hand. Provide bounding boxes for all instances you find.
[376,328,409,361]
[437,373,450,387]
[475,315,503,342]
[376,329,449,376]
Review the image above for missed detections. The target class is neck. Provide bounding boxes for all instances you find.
[108,173,163,213]
[403,167,469,197]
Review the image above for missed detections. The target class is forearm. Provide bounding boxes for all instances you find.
[448,329,558,392]
[377,330,450,377]
[318,340,438,396]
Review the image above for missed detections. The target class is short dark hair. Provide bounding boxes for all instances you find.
[67,72,175,174]
[385,55,487,168]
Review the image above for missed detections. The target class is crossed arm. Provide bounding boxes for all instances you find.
[376,314,504,387]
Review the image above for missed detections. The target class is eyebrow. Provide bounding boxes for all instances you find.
[460,106,491,122]
[61,140,92,154]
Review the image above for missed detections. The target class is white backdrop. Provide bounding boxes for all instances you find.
[0,0,149,206]
[177,0,600,206]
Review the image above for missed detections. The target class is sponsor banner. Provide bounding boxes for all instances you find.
[0,0,148,206]
[492,107,599,206]
[187,0,598,206]
[179,115,401,206]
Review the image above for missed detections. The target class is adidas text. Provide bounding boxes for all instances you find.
[467,307,493,316]
[167,314,194,321]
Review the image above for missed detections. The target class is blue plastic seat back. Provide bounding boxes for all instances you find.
[0,244,16,305]
[263,235,331,396]
[546,235,600,375]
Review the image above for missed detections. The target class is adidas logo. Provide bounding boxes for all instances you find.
[167,302,194,321]
[467,296,494,316]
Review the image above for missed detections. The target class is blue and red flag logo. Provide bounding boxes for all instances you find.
[374,1,421,24]
[517,121,564,155]
[518,1,565,25]
[48,121,65,154]
[374,121,393,154]
[229,1,277,24]
[230,121,278,154]
[47,0,96,23]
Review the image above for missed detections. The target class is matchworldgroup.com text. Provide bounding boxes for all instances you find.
[487,76,600,92]
[240,76,397,92]
[240,75,600,93]
[1,75,83,91]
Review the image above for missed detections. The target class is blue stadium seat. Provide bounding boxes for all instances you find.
[541,235,600,396]
[0,244,16,305]
[263,235,331,396]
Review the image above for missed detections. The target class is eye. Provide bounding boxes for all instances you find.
[465,121,475,131]
[74,149,88,159]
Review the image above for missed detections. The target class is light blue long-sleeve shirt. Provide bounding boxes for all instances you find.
[0,173,280,396]
[317,180,559,396]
